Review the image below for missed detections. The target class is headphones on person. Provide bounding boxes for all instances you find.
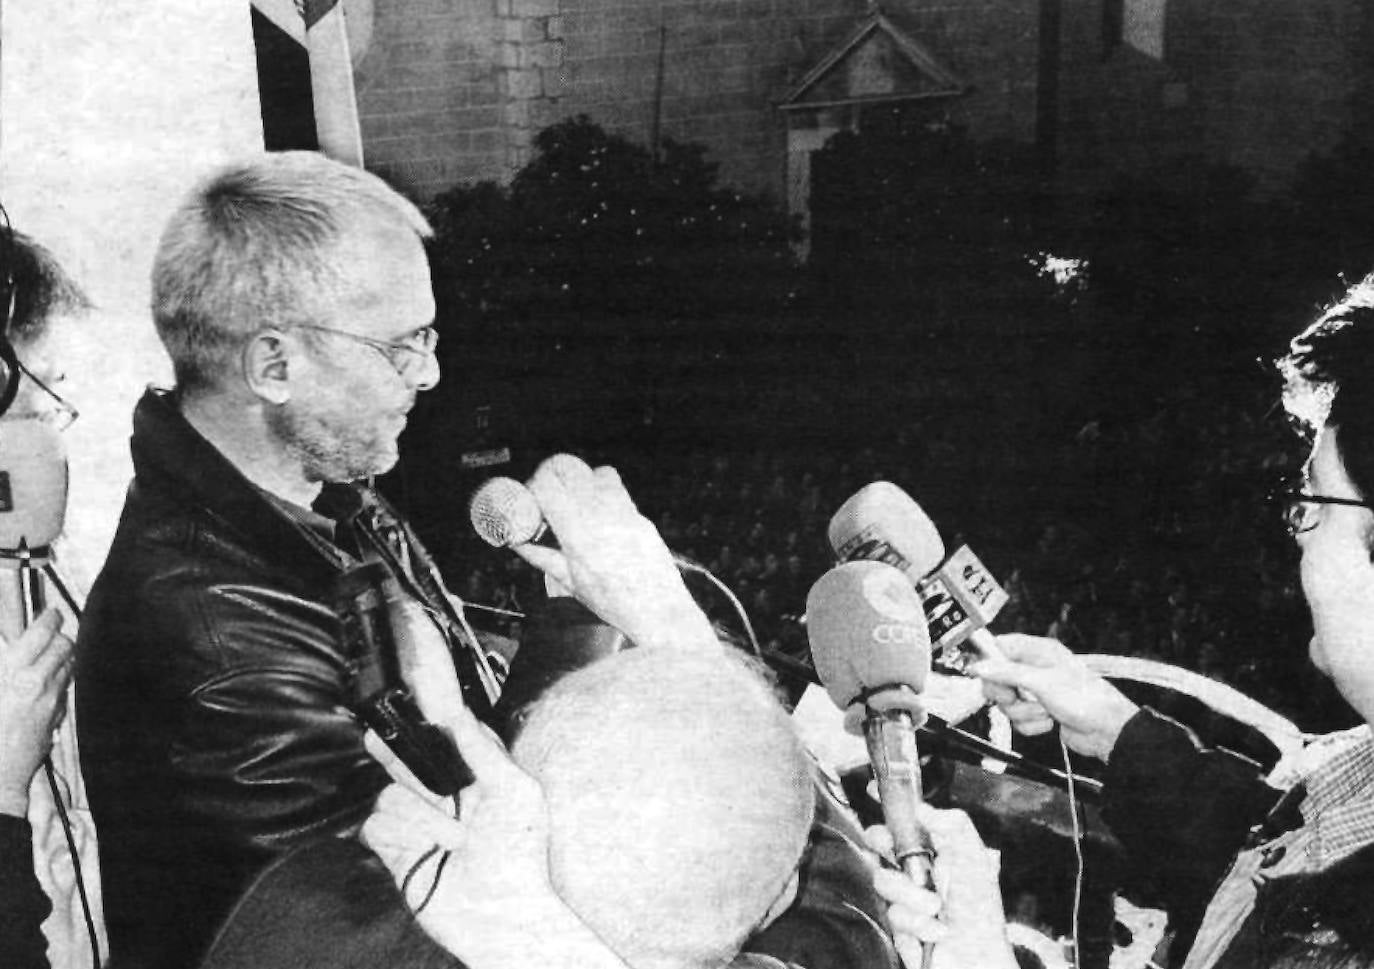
[0,200,21,418]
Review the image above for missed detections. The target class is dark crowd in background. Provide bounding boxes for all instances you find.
[390,113,1374,736]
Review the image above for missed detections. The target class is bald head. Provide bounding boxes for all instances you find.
[512,649,814,969]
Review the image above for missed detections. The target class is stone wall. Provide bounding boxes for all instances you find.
[1056,0,1366,198]
[352,0,1372,205]
[353,0,506,199]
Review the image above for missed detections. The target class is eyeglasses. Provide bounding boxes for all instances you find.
[4,356,81,431]
[288,322,439,380]
[19,361,80,432]
[1271,486,1374,536]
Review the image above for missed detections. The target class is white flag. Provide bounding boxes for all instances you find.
[1123,0,1167,60]
[251,0,364,166]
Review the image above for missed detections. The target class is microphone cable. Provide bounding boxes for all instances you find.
[459,601,526,620]
[18,562,102,969]
[44,757,101,969]
[675,556,762,658]
[1059,734,1085,969]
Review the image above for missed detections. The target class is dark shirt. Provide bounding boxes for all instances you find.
[1105,709,1374,966]
[1,813,52,969]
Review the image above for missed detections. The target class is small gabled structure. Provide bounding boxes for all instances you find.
[778,7,971,257]
[779,9,969,114]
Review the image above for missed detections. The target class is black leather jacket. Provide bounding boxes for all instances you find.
[77,388,469,969]
[82,389,896,969]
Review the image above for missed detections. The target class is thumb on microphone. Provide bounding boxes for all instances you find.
[509,541,573,594]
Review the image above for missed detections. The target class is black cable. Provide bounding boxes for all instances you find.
[43,757,101,969]
[412,850,451,915]
[0,199,19,418]
[923,715,1105,798]
[41,565,81,615]
[400,844,442,901]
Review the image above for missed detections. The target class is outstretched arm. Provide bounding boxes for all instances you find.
[973,633,1282,936]
[361,702,629,969]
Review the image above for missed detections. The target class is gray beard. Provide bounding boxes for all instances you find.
[266,401,396,484]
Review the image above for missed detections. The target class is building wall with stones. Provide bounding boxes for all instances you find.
[351,0,1372,205]
[1055,0,1369,197]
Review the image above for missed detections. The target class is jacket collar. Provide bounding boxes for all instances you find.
[129,386,358,577]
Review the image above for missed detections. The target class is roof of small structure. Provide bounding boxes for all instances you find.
[779,10,970,111]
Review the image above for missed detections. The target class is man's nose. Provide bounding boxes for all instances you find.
[409,350,440,392]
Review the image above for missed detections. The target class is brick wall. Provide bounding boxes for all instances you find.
[1055,0,1366,199]
[544,0,866,198]
[354,0,506,200]
[352,0,1372,206]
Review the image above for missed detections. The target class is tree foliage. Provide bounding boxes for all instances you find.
[427,116,798,325]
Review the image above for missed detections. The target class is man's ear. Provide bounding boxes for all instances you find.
[242,330,293,404]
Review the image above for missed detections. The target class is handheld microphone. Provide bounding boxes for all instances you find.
[0,419,71,651]
[806,560,938,968]
[468,464,763,657]
[468,469,708,579]
[828,482,1008,672]
[827,482,945,583]
[469,475,547,548]
[0,419,68,564]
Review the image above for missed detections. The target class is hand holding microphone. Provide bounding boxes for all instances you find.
[0,608,74,817]
[470,455,717,654]
[866,810,1019,969]
[807,560,942,968]
[970,634,1139,762]
[827,480,1138,760]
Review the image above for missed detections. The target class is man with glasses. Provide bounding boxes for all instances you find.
[75,152,499,969]
[78,153,907,969]
[965,276,1374,967]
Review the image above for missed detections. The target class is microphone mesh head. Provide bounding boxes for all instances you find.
[469,477,543,547]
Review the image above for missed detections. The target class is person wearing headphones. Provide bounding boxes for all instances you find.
[0,223,101,969]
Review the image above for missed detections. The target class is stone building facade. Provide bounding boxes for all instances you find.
[348,1,1371,208]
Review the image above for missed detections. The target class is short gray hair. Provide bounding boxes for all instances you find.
[513,648,815,969]
[150,151,431,393]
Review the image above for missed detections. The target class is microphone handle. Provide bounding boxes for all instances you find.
[863,707,937,969]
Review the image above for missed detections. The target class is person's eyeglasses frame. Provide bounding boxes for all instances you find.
[1272,486,1374,537]
[285,321,439,379]
[10,355,80,431]
[2,276,80,431]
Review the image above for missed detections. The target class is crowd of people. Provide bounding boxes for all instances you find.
[454,383,1333,728]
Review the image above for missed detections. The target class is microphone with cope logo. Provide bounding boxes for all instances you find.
[0,420,69,630]
[807,559,941,969]
[828,481,1010,673]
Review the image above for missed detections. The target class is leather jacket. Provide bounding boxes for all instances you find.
[76,388,465,969]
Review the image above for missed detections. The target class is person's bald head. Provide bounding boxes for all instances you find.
[511,648,814,969]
